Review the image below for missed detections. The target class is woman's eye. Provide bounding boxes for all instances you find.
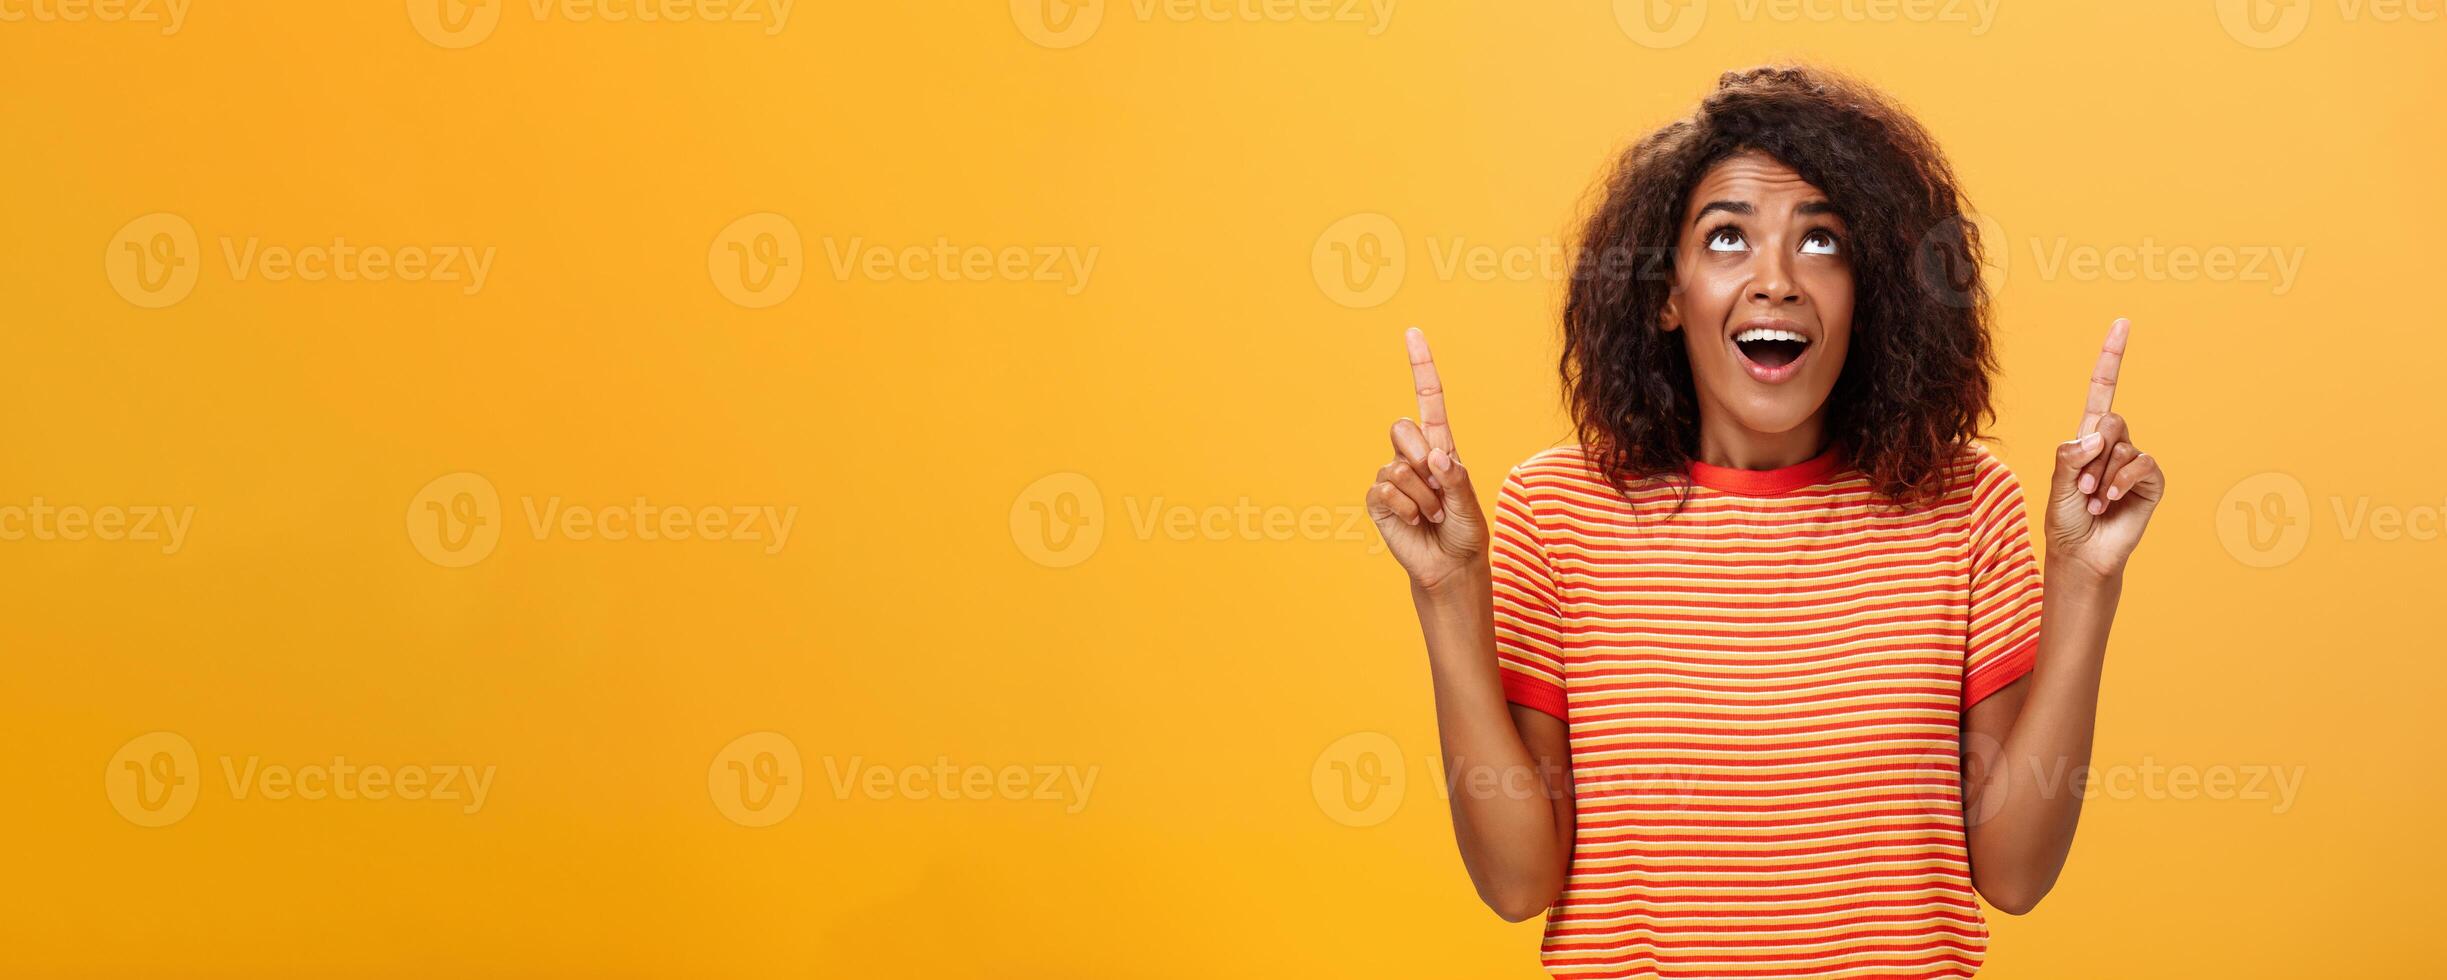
[1800,231,1840,256]
[1706,228,1746,252]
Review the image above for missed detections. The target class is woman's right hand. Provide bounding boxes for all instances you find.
[1367,328,1489,594]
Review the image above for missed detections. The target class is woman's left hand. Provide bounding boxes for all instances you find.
[2046,317,2166,581]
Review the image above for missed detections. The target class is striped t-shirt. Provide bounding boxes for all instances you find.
[1492,441,2043,979]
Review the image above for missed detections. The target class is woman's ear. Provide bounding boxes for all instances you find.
[1660,293,1682,333]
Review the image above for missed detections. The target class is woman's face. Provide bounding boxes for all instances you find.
[1663,151,1854,443]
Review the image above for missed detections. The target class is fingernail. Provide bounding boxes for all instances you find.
[2078,474,2095,494]
[2089,498,2106,515]
[1429,510,1444,524]
[1429,448,1451,473]
[2107,486,2124,501]
[1406,515,1419,526]
[2081,432,2103,450]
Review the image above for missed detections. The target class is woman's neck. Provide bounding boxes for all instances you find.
[1694,411,1830,471]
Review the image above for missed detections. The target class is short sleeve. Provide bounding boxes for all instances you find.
[1491,463,1568,720]
[1963,450,2044,709]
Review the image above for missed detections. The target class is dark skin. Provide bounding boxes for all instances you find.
[1660,152,1855,470]
[1363,152,2165,920]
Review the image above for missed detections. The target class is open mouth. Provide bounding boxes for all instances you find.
[1733,326,1810,370]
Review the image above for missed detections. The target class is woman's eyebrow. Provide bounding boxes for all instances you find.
[1691,200,1753,225]
[1798,200,1841,217]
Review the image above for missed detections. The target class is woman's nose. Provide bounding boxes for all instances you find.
[1751,252,1802,305]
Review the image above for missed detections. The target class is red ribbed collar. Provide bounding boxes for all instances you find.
[1686,444,1846,495]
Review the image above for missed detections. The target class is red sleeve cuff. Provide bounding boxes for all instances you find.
[1963,634,2039,710]
[1501,670,1568,721]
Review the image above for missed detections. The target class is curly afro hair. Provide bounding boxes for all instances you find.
[1562,64,1997,508]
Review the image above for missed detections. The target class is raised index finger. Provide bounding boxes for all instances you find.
[2079,317,2130,436]
[1404,327,1457,454]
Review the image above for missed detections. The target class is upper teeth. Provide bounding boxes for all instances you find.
[1735,328,1807,344]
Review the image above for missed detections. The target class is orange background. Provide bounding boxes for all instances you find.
[4,1,2440,976]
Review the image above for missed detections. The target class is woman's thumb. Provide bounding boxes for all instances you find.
[2051,431,2104,497]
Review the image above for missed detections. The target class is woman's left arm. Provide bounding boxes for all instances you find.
[1962,317,2165,915]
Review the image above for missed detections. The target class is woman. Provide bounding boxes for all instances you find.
[1365,65,2162,977]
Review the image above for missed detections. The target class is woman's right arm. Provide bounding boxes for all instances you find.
[1367,329,1574,922]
